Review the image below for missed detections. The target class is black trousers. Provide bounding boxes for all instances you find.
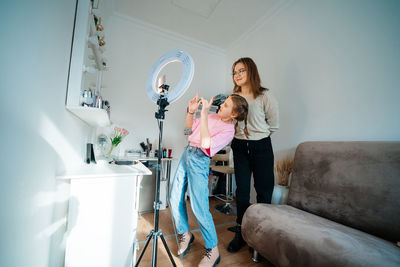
[231,136,275,225]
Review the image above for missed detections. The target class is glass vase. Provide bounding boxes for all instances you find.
[106,144,119,159]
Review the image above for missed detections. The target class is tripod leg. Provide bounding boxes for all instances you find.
[160,233,177,267]
[152,234,158,267]
[135,231,153,267]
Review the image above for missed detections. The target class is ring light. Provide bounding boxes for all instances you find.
[146,50,194,104]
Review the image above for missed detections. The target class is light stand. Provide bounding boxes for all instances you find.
[137,49,194,266]
[135,85,176,267]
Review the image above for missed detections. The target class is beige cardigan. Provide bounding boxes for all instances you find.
[235,90,279,140]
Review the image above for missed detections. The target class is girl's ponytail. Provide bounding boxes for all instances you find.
[243,118,249,138]
[230,94,250,138]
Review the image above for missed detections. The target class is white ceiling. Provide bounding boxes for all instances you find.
[113,0,283,50]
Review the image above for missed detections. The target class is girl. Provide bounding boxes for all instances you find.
[169,93,248,267]
[227,57,279,253]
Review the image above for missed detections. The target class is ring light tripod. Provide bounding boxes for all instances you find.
[135,50,194,267]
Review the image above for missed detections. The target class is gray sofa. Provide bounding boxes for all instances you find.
[242,142,400,267]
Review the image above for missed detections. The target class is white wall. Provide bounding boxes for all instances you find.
[227,0,400,157]
[101,14,227,161]
[0,1,92,266]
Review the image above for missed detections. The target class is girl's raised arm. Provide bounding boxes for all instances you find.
[185,93,200,129]
[200,96,214,149]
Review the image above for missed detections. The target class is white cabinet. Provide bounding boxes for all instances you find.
[57,162,152,267]
[66,0,110,127]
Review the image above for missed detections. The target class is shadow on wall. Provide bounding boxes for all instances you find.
[35,112,83,266]
[0,101,96,267]
[47,194,77,267]
[1,115,76,267]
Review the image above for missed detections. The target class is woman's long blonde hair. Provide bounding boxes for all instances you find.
[232,57,268,98]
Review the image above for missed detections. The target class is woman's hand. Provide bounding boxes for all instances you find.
[200,96,214,115]
[188,93,200,114]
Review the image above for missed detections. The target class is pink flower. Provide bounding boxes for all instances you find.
[122,129,129,135]
[110,126,129,146]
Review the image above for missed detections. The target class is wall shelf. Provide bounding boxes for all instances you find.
[66,106,110,127]
[66,0,110,128]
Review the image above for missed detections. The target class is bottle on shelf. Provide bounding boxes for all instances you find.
[83,65,97,74]
[95,91,102,108]
[82,89,94,107]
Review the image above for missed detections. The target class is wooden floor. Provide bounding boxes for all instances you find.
[136,197,274,267]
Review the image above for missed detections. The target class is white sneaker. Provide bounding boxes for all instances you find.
[177,231,194,257]
[198,246,220,267]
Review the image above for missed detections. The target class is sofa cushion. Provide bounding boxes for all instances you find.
[287,141,400,241]
[242,204,400,267]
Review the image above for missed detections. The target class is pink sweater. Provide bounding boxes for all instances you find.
[188,113,235,157]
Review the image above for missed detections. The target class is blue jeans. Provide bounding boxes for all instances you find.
[169,145,218,249]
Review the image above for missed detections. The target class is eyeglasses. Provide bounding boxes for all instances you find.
[232,68,246,77]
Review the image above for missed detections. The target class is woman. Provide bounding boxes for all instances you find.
[228,57,279,253]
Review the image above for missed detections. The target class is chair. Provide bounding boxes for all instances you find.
[210,151,236,215]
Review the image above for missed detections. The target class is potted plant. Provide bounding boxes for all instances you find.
[271,156,294,204]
